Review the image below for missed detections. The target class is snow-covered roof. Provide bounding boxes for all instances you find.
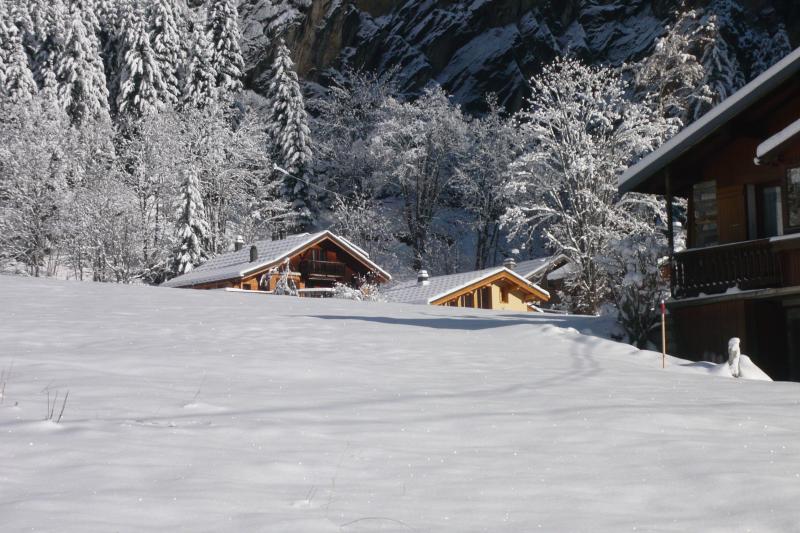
[546,261,578,281]
[513,254,570,280]
[756,117,800,162]
[162,230,391,288]
[385,267,549,305]
[619,46,800,194]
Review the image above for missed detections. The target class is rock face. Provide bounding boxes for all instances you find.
[238,0,799,113]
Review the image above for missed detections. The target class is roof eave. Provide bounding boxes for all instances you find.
[618,46,800,195]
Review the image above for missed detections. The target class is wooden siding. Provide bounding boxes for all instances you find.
[430,271,548,312]
[669,297,791,380]
[180,235,387,291]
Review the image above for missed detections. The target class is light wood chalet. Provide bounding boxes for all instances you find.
[385,266,550,312]
[619,46,800,380]
[161,231,391,294]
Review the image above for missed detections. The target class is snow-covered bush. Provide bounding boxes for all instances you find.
[332,278,384,302]
[604,233,670,348]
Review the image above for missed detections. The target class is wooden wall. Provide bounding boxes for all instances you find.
[669,298,790,380]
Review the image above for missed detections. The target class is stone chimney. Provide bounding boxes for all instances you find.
[417,269,430,286]
[503,257,517,271]
[249,245,258,263]
[234,235,244,251]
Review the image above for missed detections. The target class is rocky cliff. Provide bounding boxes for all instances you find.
[238,0,800,112]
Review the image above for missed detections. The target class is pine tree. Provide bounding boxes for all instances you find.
[56,3,110,124]
[149,0,183,107]
[117,7,168,119]
[95,0,127,115]
[206,0,243,96]
[265,38,312,227]
[0,3,37,103]
[172,169,209,275]
[182,26,218,109]
[28,0,66,101]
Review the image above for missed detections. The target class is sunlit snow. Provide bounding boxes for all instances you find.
[1,276,799,531]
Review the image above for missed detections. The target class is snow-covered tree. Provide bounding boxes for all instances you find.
[206,0,243,96]
[370,87,468,271]
[632,9,712,126]
[27,0,66,101]
[311,68,395,197]
[172,169,209,275]
[329,193,396,267]
[265,38,312,227]
[455,95,521,269]
[272,258,297,295]
[503,57,677,315]
[0,97,71,276]
[149,0,183,107]
[117,7,169,119]
[0,3,37,103]
[182,26,218,109]
[56,3,110,125]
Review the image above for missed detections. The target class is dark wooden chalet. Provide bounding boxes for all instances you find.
[161,230,391,294]
[619,47,800,380]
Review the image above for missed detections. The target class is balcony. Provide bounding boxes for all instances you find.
[299,259,346,279]
[672,235,800,298]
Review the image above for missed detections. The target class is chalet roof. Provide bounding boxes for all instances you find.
[619,46,800,194]
[513,254,570,280]
[385,267,549,305]
[756,117,800,162]
[161,230,391,288]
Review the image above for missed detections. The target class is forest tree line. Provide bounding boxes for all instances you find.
[0,0,792,344]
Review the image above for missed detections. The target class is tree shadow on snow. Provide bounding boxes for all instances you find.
[310,314,535,331]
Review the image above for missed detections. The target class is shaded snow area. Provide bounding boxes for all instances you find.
[1,276,800,531]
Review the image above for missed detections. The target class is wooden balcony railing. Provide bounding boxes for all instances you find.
[300,259,346,278]
[672,236,800,298]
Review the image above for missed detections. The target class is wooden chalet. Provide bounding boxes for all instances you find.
[619,46,800,380]
[161,231,391,294]
[385,264,550,312]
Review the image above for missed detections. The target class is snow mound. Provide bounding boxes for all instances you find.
[683,355,773,381]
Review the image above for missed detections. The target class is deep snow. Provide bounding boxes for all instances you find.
[1,275,799,532]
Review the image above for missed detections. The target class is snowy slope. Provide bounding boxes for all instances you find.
[1,276,800,531]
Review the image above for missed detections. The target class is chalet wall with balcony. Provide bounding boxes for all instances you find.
[618,47,800,381]
[239,239,374,293]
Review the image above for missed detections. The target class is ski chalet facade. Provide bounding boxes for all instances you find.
[619,47,800,380]
[385,258,551,312]
[162,231,391,294]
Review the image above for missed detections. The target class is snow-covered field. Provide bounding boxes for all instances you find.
[1,276,800,532]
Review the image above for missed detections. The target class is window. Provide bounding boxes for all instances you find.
[692,180,718,247]
[747,183,784,238]
[242,283,253,290]
[500,286,509,304]
[761,185,783,238]
[788,168,800,229]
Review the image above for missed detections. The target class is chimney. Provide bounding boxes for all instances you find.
[234,235,244,251]
[503,257,517,271]
[249,245,258,263]
[417,269,430,286]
